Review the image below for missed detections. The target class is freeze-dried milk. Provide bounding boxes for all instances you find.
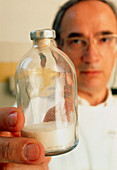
[22,121,75,152]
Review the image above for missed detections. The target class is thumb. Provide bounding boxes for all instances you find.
[0,137,45,165]
[0,107,25,132]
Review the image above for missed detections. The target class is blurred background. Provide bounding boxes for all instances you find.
[0,0,117,107]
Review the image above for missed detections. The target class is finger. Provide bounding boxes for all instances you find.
[0,137,45,165]
[44,107,55,122]
[0,131,21,137]
[0,107,25,132]
[0,163,49,170]
[44,157,51,165]
[0,157,51,170]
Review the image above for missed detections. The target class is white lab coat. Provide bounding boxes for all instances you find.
[49,91,117,170]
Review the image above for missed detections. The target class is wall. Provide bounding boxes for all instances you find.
[0,0,117,107]
[0,0,67,107]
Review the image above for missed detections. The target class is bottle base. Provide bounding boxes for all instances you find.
[45,139,79,156]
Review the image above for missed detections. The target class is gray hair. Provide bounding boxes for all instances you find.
[52,0,117,44]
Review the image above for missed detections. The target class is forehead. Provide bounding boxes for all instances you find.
[60,0,117,38]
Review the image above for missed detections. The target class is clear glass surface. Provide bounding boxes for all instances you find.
[15,37,78,156]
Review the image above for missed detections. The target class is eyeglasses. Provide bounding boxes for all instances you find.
[64,34,117,56]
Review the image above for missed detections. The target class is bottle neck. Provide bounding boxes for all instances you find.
[33,38,54,49]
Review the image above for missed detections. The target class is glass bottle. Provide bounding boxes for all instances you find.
[15,29,78,156]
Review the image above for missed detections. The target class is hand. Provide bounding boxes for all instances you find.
[0,107,51,170]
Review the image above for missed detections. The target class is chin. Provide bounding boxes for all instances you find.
[78,82,105,93]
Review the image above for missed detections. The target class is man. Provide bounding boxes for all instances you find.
[52,0,117,106]
[49,0,117,169]
[0,0,117,169]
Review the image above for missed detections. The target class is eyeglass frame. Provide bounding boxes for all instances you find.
[61,33,117,54]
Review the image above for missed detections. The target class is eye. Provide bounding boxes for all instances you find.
[100,37,113,43]
[69,39,87,46]
[66,37,87,50]
[101,38,109,42]
[72,39,82,44]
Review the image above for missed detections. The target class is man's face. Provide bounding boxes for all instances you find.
[60,0,117,94]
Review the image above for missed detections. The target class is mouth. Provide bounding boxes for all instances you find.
[80,70,102,76]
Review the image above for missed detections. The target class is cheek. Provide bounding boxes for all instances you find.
[104,53,116,74]
[99,54,116,85]
[104,63,115,82]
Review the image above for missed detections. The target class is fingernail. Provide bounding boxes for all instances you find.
[23,143,40,161]
[8,112,17,126]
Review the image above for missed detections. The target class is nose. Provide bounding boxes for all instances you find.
[82,41,100,63]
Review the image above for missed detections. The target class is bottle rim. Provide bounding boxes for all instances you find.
[30,29,56,40]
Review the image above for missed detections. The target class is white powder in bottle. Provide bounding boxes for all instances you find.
[21,121,75,153]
